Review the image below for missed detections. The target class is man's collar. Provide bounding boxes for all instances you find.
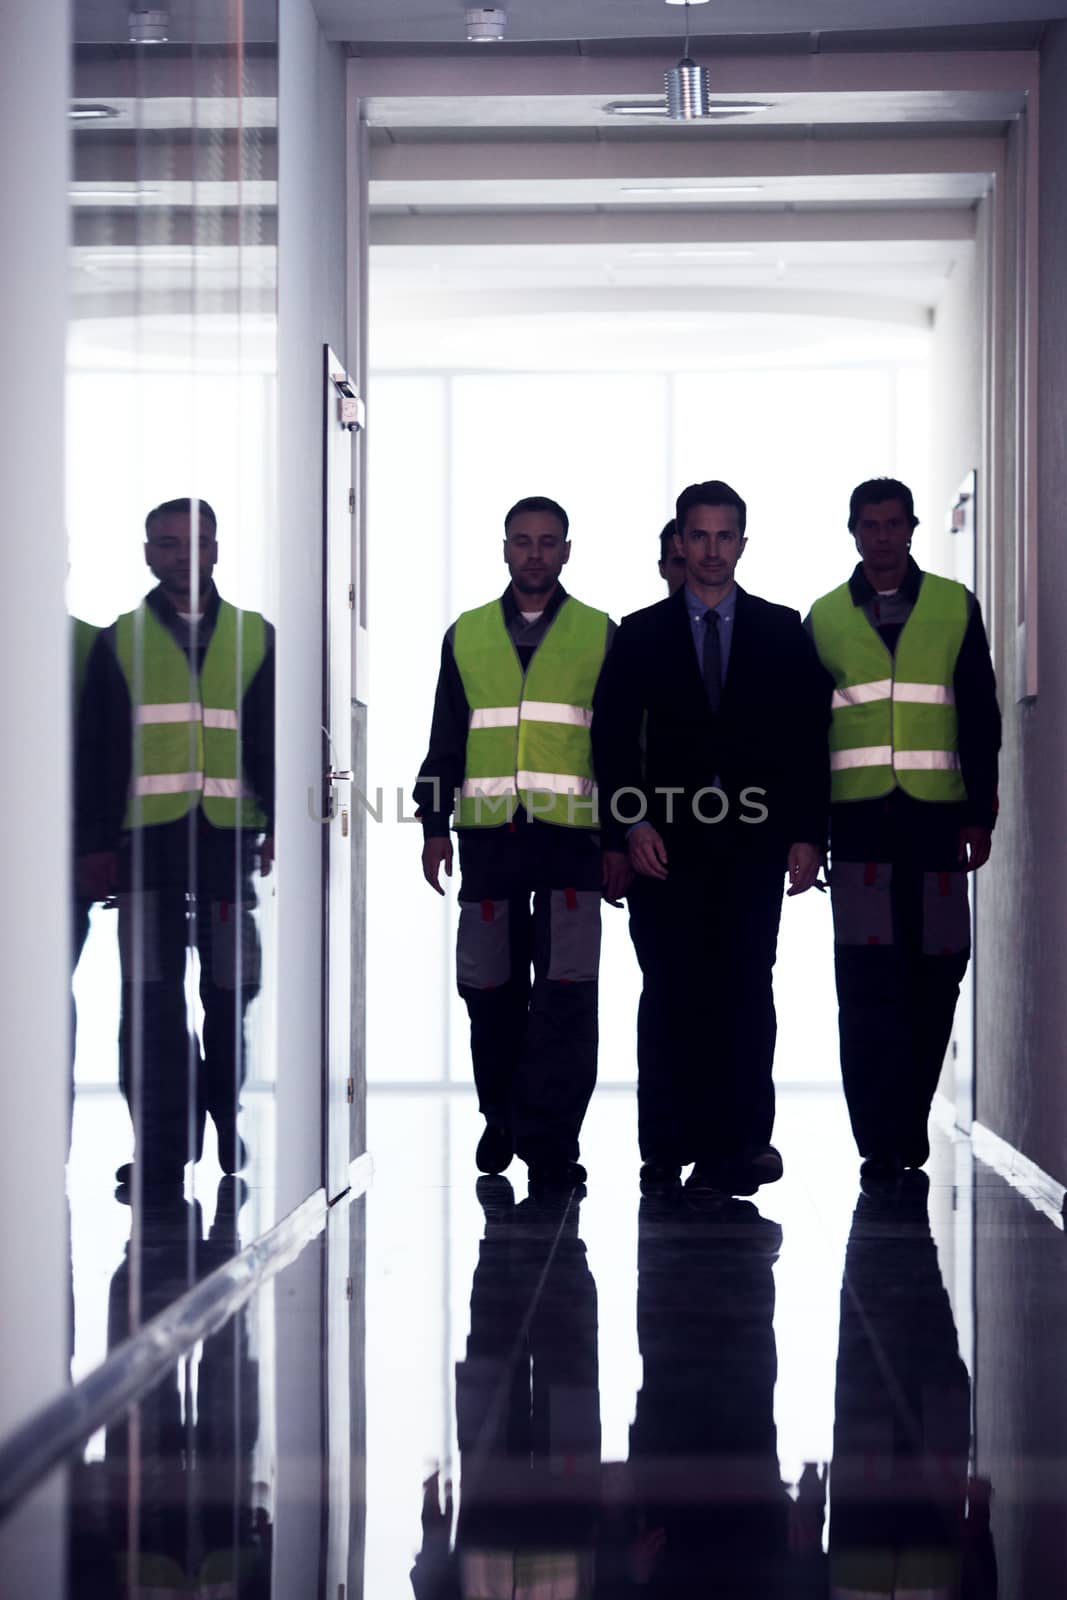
[502,581,568,623]
[848,556,922,606]
[683,580,739,619]
[147,581,220,623]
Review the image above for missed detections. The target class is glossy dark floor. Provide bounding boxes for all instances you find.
[50,1086,1067,1595]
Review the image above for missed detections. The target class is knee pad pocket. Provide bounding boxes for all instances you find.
[547,889,602,983]
[457,899,511,990]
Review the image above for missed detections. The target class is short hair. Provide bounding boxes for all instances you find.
[658,519,677,563]
[145,497,218,537]
[675,480,747,537]
[503,495,569,539]
[847,478,918,533]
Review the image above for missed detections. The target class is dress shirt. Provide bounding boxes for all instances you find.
[684,581,736,684]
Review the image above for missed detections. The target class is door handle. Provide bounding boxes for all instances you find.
[327,768,354,784]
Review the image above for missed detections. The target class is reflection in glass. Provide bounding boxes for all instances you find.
[830,1176,998,1597]
[411,1179,601,1599]
[67,0,279,1362]
[75,497,274,1193]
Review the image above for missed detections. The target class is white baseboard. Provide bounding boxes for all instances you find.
[933,1091,1066,1231]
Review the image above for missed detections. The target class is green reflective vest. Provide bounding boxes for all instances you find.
[809,571,968,804]
[453,596,609,828]
[114,599,268,831]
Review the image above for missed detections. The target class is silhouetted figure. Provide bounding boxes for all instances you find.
[657,520,687,596]
[829,1174,998,1597]
[411,1177,601,1598]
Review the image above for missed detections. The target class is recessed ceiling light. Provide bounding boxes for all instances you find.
[466,6,506,41]
[69,104,120,120]
[70,187,161,199]
[129,8,169,44]
[622,185,765,196]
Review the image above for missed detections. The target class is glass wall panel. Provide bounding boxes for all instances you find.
[67,1,279,1381]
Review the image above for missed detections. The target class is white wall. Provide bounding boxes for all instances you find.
[975,25,1067,1184]
[0,0,69,1589]
[276,0,351,1213]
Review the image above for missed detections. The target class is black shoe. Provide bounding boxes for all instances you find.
[730,1144,785,1196]
[684,1162,730,1201]
[476,1122,514,1175]
[860,1153,904,1183]
[476,1174,515,1227]
[213,1117,248,1176]
[640,1161,682,1196]
[527,1160,587,1198]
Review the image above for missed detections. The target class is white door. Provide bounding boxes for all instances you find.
[323,347,361,1200]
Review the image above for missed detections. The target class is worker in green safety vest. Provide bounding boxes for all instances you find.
[75,497,274,1195]
[414,495,618,1195]
[807,478,1001,1182]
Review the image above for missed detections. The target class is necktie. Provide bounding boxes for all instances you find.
[702,608,722,713]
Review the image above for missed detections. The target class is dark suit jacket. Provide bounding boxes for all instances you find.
[591,583,829,858]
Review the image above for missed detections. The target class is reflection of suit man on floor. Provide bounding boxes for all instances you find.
[411,1178,601,1600]
[626,1197,795,1597]
[76,497,274,1189]
[830,1175,998,1598]
[592,480,829,1197]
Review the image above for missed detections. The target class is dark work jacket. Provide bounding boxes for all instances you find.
[591,583,830,858]
[76,584,275,894]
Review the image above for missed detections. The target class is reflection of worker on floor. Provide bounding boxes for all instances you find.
[76,497,274,1191]
[830,1173,998,1598]
[411,1177,601,1600]
[76,1182,273,1598]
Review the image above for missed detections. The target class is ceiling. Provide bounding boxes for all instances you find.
[69,2,1060,341]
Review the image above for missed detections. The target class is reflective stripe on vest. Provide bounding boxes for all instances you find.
[453,597,609,828]
[809,572,968,804]
[114,600,267,830]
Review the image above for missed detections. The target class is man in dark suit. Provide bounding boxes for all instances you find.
[592,480,829,1198]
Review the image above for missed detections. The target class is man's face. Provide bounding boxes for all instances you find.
[144,511,218,608]
[503,510,570,598]
[659,550,688,595]
[852,498,913,581]
[676,503,746,591]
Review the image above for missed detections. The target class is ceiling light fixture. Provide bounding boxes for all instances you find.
[69,103,121,120]
[606,99,768,118]
[128,9,169,44]
[629,248,757,260]
[465,7,506,42]
[665,0,709,121]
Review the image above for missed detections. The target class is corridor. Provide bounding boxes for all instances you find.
[45,1084,1067,1595]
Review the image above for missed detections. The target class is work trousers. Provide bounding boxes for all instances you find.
[831,849,969,1162]
[117,881,261,1181]
[456,823,602,1169]
[628,844,786,1167]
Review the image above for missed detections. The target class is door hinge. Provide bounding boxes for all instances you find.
[346,1076,355,1104]
[345,1276,353,1301]
[348,487,355,513]
[347,582,355,609]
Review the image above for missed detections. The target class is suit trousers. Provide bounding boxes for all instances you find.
[456,824,602,1168]
[116,880,261,1180]
[628,842,786,1167]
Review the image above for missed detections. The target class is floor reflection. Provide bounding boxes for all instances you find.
[68,1181,274,1599]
